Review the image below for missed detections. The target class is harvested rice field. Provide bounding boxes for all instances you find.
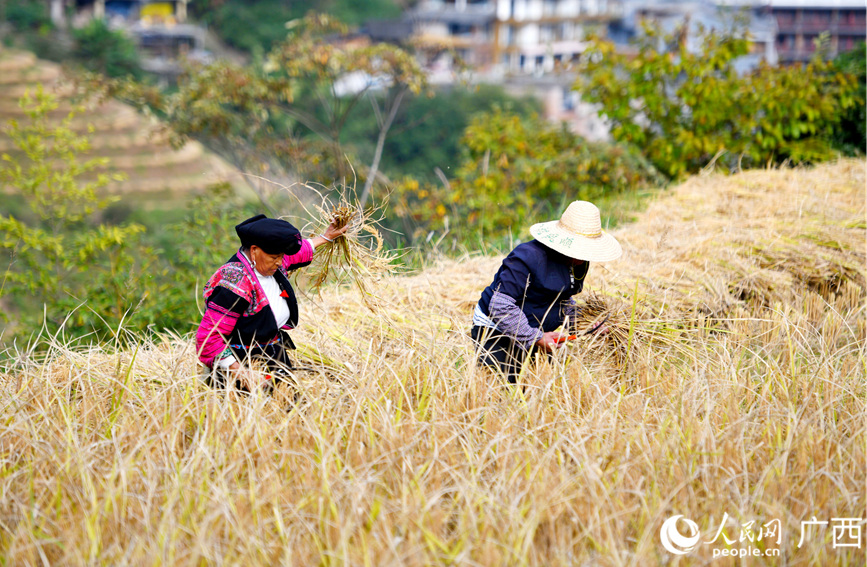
[1,159,865,565]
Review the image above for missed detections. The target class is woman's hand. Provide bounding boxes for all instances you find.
[228,362,269,391]
[311,219,349,249]
[323,219,349,241]
[586,318,610,336]
[535,331,565,353]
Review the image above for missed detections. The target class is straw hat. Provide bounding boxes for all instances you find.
[529,201,622,262]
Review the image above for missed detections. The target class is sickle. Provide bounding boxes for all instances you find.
[584,312,611,335]
[554,312,611,343]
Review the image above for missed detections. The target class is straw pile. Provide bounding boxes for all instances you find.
[557,159,866,374]
[291,159,864,383]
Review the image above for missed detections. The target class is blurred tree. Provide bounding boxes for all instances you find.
[340,84,541,184]
[831,42,866,155]
[72,19,142,79]
[579,24,862,177]
[0,88,148,339]
[2,0,52,30]
[190,0,401,54]
[393,108,664,241]
[90,13,426,209]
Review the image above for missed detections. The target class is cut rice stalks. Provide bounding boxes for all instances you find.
[238,173,400,306]
[301,186,399,303]
[568,290,702,373]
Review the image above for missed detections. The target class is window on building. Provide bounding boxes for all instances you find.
[776,10,795,26]
[543,0,556,17]
[449,23,473,36]
[776,34,792,50]
[563,88,576,111]
[503,25,514,45]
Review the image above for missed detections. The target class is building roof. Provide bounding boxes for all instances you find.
[716,0,866,9]
[362,20,415,42]
[408,5,495,26]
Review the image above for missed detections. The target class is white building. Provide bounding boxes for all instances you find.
[494,0,622,74]
[408,0,622,75]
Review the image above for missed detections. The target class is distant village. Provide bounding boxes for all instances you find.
[31,0,867,140]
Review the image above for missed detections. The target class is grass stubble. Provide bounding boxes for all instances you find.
[0,160,865,565]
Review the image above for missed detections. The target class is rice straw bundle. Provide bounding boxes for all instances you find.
[299,184,399,303]
[567,290,699,373]
[239,173,399,304]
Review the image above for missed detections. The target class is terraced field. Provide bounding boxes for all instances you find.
[0,49,236,195]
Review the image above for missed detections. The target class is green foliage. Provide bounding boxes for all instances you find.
[90,13,427,208]
[393,108,664,242]
[341,84,541,183]
[72,19,142,79]
[191,0,400,54]
[3,0,52,31]
[193,0,302,55]
[831,43,866,154]
[0,88,147,339]
[138,184,260,333]
[325,0,401,26]
[579,25,863,178]
[1,0,63,61]
[0,90,266,341]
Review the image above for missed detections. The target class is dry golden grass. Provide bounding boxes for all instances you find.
[1,159,865,565]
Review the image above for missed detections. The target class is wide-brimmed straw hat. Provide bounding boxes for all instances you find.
[529,201,622,262]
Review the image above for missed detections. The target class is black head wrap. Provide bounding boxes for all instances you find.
[235,214,302,255]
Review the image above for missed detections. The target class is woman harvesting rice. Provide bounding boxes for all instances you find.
[196,214,347,391]
[471,201,622,382]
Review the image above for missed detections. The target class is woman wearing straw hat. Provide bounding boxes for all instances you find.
[471,201,622,383]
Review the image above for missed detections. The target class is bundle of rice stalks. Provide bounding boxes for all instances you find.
[241,174,399,305]
[747,237,866,301]
[568,290,696,373]
[301,187,399,302]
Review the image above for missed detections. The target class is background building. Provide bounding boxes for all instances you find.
[404,0,623,75]
[494,0,623,74]
[54,0,192,26]
[49,0,208,79]
[612,0,865,66]
[621,1,779,70]
[761,0,866,63]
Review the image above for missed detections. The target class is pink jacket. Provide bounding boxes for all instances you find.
[195,241,313,367]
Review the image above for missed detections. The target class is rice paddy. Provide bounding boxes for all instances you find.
[0,159,864,565]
